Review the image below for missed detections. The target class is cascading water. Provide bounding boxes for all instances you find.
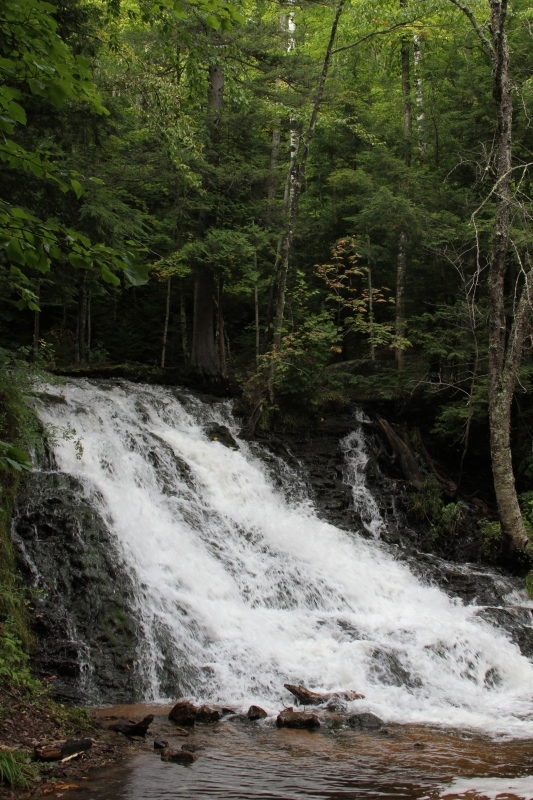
[16,379,533,738]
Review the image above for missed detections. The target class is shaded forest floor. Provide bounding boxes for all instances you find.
[0,686,137,799]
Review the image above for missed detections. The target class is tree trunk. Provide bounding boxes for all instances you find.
[161,275,172,368]
[395,231,407,370]
[396,0,411,370]
[244,0,346,430]
[190,60,225,379]
[32,280,41,361]
[179,281,188,362]
[486,0,530,551]
[268,0,346,358]
[191,270,219,377]
[77,274,89,366]
[412,34,427,158]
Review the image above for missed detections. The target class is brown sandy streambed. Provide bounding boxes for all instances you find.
[35,703,533,800]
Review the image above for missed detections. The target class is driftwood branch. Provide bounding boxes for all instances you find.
[284,683,364,705]
[107,714,154,738]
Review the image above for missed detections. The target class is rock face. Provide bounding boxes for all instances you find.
[276,708,320,730]
[13,472,142,703]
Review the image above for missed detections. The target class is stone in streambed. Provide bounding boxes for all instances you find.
[276,707,320,730]
[196,704,222,722]
[160,748,197,765]
[247,705,268,720]
[347,712,383,730]
[168,700,197,726]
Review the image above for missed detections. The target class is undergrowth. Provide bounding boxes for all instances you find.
[0,750,37,789]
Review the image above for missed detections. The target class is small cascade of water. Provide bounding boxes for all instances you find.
[341,409,386,538]
[15,379,533,738]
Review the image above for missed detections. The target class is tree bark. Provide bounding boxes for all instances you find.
[412,34,427,158]
[190,60,225,378]
[486,0,530,551]
[191,270,220,377]
[161,275,172,368]
[450,0,532,551]
[396,0,411,370]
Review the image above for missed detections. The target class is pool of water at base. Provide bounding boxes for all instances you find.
[43,705,533,800]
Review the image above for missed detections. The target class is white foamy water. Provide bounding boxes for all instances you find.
[439,775,533,799]
[33,379,533,737]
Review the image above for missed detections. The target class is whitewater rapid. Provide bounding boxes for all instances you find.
[32,379,533,737]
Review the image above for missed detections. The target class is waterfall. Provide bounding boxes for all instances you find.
[16,379,533,737]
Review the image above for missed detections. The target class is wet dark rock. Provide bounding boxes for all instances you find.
[276,707,320,730]
[196,704,222,723]
[206,424,239,450]
[13,472,142,703]
[247,705,268,720]
[368,647,421,689]
[168,700,198,726]
[154,739,169,750]
[160,748,197,764]
[347,712,383,730]
[326,698,347,712]
[475,606,533,659]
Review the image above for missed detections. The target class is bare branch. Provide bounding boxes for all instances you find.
[446,0,493,59]
[332,18,420,54]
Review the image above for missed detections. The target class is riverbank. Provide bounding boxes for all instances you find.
[0,687,138,799]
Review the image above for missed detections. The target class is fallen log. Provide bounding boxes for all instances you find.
[34,738,93,762]
[284,683,364,705]
[107,714,154,738]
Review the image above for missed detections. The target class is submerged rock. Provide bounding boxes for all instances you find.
[347,712,383,730]
[276,707,320,729]
[160,748,197,765]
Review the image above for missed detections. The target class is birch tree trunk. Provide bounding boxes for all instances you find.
[412,34,427,158]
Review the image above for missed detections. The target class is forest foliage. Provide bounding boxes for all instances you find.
[0,0,531,543]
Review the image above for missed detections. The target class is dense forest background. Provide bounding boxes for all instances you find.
[0,0,532,542]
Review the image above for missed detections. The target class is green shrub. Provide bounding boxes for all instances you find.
[0,749,37,789]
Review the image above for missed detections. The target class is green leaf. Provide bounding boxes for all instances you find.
[70,179,83,198]
[121,260,151,287]
[100,264,121,286]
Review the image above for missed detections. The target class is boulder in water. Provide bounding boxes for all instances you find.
[196,704,222,722]
[168,701,197,726]
[347,712,383,730]
[276,707,320,729]
[247,705,268,720]
[160,748,197,764]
